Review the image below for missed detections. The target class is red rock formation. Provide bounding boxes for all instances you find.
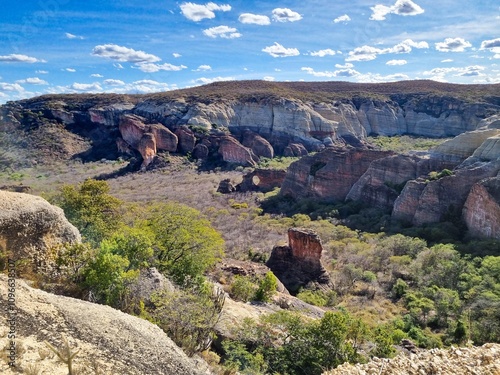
[116,137,134,155]
[138,133,156,169]
[284,143,308,157]
[175,126,196,153]
[266,228,330,293]
[149,123,178,152]
[218,136,258,167]
[242,130,274,159]
[238,168,286,192]
[463,177,500,239]
[119,114,146,148]
[280,147,393,202]
[193,143,209,159]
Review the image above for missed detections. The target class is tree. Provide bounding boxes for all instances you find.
[147,202,225,285]
[52,179,122,245]
[254,271,278,302]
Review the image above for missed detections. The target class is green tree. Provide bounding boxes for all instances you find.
[230,275,258,302]
[254,271,278,302]
[147,202,225,285]
[52,179,122,244]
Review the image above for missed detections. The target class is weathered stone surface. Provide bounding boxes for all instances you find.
[127,267,175,307]
[137,133,156,169]
[463,177,500,239]
[393,160,500,226]
[116,137,134,155]
[325,343,500,375]
[149,123,178,152]
[218,136,258,166]
[0,275,208,375]
[0,191,80,269]
[471,134,500,161]
[242,130,274,159]
[347,154,433,210]
[283,143,308,157]
[119,114,147,148]
[280,147,393,202]
[217,178,237,194]
[193,143,209,159]
[238,168,287,192]
[175,125,196,153]
[266,228,331,293]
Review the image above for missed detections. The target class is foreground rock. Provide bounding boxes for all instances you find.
[0,275,209,375]
[267,228,331,293]
[0,191,80,269]
[324,343,500,375]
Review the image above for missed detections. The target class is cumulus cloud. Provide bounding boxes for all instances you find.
[92,44,161,63]
[355,72,410,83]
[346,39,428,61]
[0,54,45,63]
[272,8,302,22]
[71,82,102,91]
[0,82,25,92]
[194,65,212,71]
[173,53,182,58]
[136,62,187,73]
[180,2,231,22]
[103,79,125,86]
[65,32,84,40]
[239,13,270,25]
[435,37,472,52]
[335,63,354,68]
[370,0,424,21]
[333,14,351,23]
[423,65,485,80]
[203,25,241,39]
[263,76,275,81]
[262,42,300,58]
[310,49,336,57]
[386,59,407,65]
[192,76,235,85]
[90,73,104,77]
[481,38,500,59]
[16,77,48,85]
[301,67,360,78]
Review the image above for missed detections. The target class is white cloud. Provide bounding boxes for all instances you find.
[0,83,25,92]
[136,62,187,73]
[70,82,102,91]
[262,42,300,58]
[441,59,453,63]
[92,44,161,63]
[435,37,472,52]
[423,65,485,80]
[173,53,182,58]
[65,68,76,72]
[301,67,360,78]
[272,8,302,22]
[263,76,275,81]
[16,77,48,85]
[103,79,125,86]
[180,2,231,22]
[386,59,407,65]
[346,39,428,61]
[203,25,242,39]
[239,13,270,25]
[0,54,45,63]
[355,72,411,83]
[310,49,336,57]
[370,0,424,21]
[333,14,351,23]
[36,70,49,74]
[194,65,212,71]
[401,39,429,49]
[335,63,354,68]
[65,32,84,40]
[90,73,104,78]
[192,76,235,85]
[113,63,124,69]
[481,38,500,59]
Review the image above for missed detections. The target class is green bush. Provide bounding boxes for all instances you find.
[254,271,278,302]
[230,275,258,302]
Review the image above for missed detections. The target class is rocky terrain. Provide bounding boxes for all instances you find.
[325,344,500,375]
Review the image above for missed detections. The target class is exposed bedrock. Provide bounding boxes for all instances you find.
[463,177,500,239]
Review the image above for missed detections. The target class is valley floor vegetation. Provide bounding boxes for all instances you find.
[2,150,500,375]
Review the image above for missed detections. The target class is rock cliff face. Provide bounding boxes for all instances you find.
[238,168,287,192]
[266,228,331,293]
[463,177,500,239]
[280,147,393,202]
[0,191,80,270]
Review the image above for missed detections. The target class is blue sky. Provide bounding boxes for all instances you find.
[0,0,499,103]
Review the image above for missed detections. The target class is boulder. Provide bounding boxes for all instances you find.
[237,168,286,193]
[149,123,178,152]
[193,143,209,160]
[266,228,331,293]
[118,114,146,148]
[137,133,156,169]
[463,177,500,239]
[217,178,237,194]
[280,147,393,202]
[0,191,80,270]
[283,143,308,157]
[218,136,258,167]
[127,267,175,307]
[241,130,274,159]
[175,126,196,154]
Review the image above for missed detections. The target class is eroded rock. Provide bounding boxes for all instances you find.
[463,177,500,239]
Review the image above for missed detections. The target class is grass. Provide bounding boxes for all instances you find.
[367,135,451,154]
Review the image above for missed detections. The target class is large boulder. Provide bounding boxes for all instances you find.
[0,191,80,269]
[0,274,208,375]
[242,130,274,159]
[218,136,258,167]
[266,228,331,293]
[175,126,196,154]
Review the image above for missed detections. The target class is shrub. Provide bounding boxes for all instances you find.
[254,271,278,302]
[230,275,258,302]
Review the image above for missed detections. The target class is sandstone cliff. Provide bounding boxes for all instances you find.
[0,191,80,270]
[463,177,500,239]
[0,275,209,375]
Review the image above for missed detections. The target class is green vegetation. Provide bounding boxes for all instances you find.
[258,156,300,170]
[367,135,449,153]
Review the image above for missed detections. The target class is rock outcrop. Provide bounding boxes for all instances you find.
[280,147,393,202]
[237,168,287,192]
[325,343,500,375]
[218,136,258,167]
[242,130,274,159]
[174,126,196,153]
[0,191,80,269]
[463,177,500,239]
[266,228,331,293]
[0,275,208,375]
